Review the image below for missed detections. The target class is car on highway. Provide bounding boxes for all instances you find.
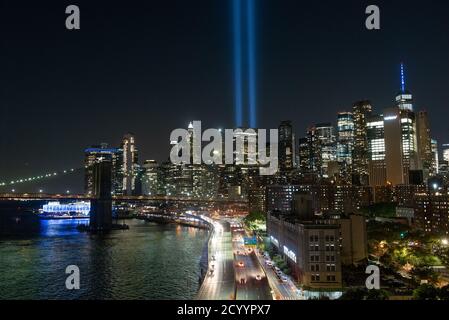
[237,261,245,267]
[281,276,288,283]
[255,274,262,281]
[265,260,273,266]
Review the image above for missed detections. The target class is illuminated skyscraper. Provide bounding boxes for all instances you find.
[395,64,419,182]
[84,143,122,196]
[431,139,439,175]
[383,107,405,185]
[416,110,434,178]
[399,108,418,179]
[337,112,354,181]
[298,137,310,174]
[315,123,337,178]
[443,144,449,162]
[279,121,295,173]
[352,100,372,185]
[303,123,336,178]
[142,160,160,196]
[367,114,386,187]
[192,164,219,199]
[367,115,385,162]
[305,126,321,176]
[121,133,138,195]
[395,63,414,112]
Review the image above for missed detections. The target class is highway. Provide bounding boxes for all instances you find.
[239,222,304,300]
[197,219,236,300]
[231,223,273,300]
[255,251,304,300]
[197,218,273,300]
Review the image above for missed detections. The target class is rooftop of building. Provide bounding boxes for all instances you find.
[268,210,340,229]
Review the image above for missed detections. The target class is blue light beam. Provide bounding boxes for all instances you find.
[247,0,257,128]
[233,0,243,127]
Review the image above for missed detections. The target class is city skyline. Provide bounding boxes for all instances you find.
[3,0,449,304]
[0,61,446,193]
[2,0,449,186]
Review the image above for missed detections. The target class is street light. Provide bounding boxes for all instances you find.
[442,239,449,246]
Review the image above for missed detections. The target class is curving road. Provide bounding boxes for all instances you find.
[197,219,236,300]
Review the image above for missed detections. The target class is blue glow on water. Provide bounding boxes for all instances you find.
[0,219,209,299]
[233,0,243,127]
[39,218,90,237]
[247,0,257,128]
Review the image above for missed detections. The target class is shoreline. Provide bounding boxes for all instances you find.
[136,213,214,294]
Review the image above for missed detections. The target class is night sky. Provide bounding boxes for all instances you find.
[1,0,449,192]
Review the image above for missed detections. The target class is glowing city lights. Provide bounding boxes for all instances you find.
[0,167,78,187]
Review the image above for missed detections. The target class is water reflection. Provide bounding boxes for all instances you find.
[0,219,209,299]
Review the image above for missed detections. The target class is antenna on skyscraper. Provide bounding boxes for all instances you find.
[400,62,406,93]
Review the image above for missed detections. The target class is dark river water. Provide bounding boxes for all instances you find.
[0,218,209,299]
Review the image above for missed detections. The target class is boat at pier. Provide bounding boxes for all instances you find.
[38,201,90,219]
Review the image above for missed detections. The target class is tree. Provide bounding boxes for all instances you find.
[410,267,438,284]
[361,203,397,218]
[340,288,390,300]
[244,211,265,224]
[438,285,449,300]
[339,288,367,300]
[366,289,390,300]
[413,284,439,300]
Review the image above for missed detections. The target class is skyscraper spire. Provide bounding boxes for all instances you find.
[396,62,413,111]
[400,62,406,93]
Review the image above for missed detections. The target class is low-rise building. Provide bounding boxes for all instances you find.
[396,206,415,225]
[267,212,342,289]
[338,214,368,265]
[415,194,449,235]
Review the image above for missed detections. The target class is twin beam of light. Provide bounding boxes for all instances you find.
[400,62,406,93]
[233,0,257,128]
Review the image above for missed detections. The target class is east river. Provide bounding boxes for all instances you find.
[0,218,209,299]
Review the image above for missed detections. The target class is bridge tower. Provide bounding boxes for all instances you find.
[89,160,113,232]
